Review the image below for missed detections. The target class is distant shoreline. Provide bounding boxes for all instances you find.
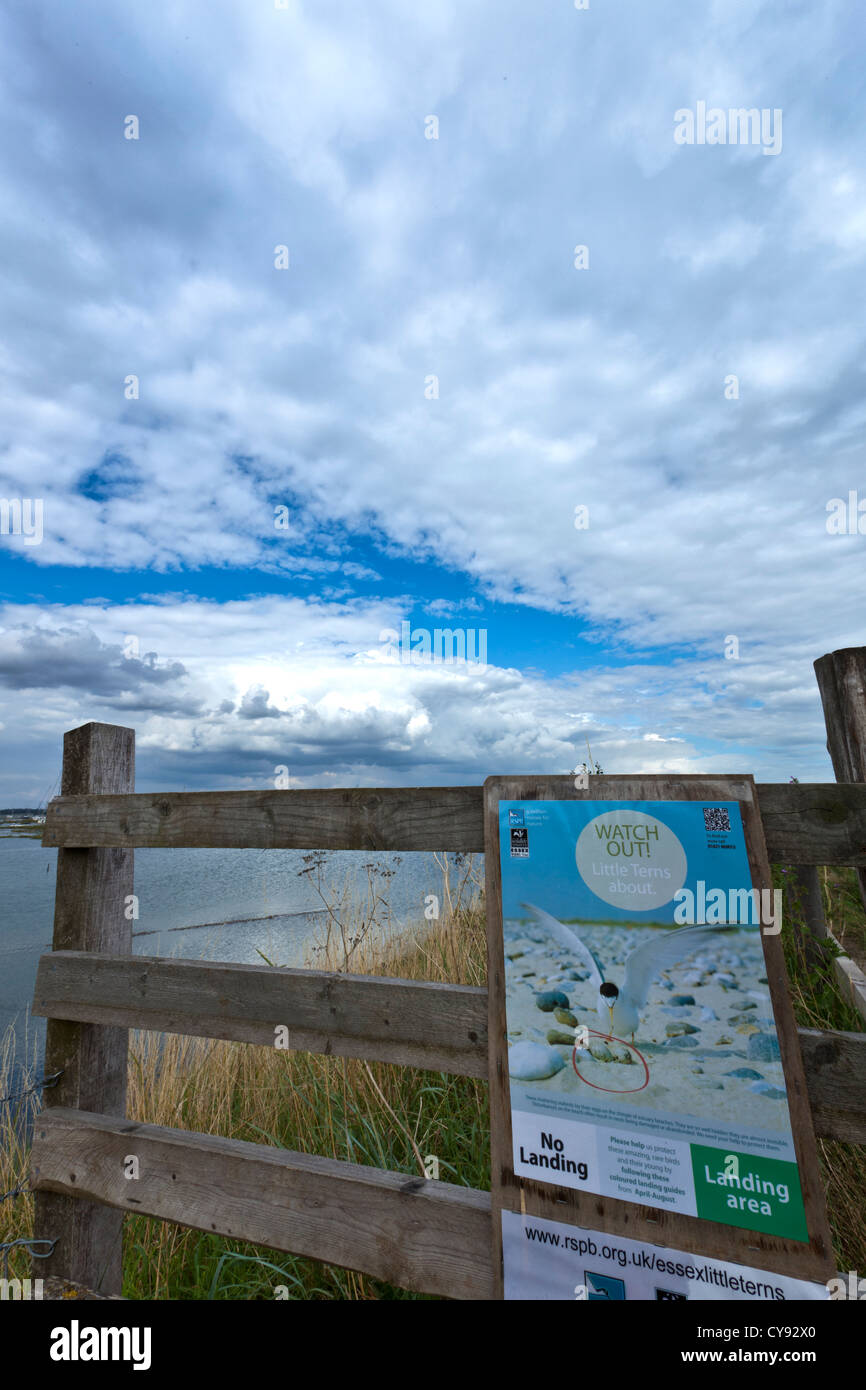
[0,811,46,839]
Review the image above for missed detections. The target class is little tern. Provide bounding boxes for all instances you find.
[521,902,734,1043]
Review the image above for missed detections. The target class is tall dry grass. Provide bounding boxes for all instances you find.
[0,1019,43,1281]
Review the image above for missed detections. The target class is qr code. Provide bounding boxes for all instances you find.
[703,806,731,833]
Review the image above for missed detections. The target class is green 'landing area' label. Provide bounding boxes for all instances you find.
[691,1144,808,1242]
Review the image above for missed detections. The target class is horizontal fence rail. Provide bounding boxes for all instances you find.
[33,953,489,1078]
[796,1027,866,1144]
[30,1110,494,1300]
[31,953,866,1144]
[43,787,484,852]
[42,781,866,865]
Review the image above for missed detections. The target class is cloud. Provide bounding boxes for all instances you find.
[0,623,189,697]
[0,596,841,803]
[0,1,861,798]
[238,686,282,720]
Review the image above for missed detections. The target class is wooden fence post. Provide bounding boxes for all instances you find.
[32,722,134,1295]
[815,647,866,913]
[788,863,829,969]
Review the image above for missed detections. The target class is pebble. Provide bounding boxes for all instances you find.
[736,1024,760,1035]
[534,990,569,1012]
[749,1080,786,1100]
[554,1008,578,1027]
[665,1022,700,1037]
[714,973,738,989]
[508,1041,567,1080]
[546,1029,577,1046]
[695,1079,724,1091]
[747,1032,781,1062]
[669,994,696,1006]
[700,1007,718,1021]
[506,949,525,960]
[726,1068,764,1080]
[691,1066,704,1074]
[664,1035,699,1048]
[589,1041,613,1062]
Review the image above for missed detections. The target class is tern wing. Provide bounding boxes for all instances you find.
[622,925,734,1011]
[520,902,604,989]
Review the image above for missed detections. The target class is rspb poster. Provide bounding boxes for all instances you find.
[498,798,809,1242]
[500,1212,830,1302]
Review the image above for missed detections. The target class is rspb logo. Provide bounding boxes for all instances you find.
[508,809,524,826]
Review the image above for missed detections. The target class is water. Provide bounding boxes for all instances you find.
[0,837,475,1066]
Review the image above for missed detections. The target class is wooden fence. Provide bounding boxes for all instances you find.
[26,650,866,1298]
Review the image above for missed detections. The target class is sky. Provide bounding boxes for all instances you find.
[0,0,864,803]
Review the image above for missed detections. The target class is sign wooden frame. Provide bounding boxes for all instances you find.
[484,774,835,1296]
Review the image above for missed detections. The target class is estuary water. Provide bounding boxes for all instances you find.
[0,836,474,1066]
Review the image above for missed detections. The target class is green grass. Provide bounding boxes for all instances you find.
[774,863,866,1276]
[821,866,866,970]
[118,893,489,1301]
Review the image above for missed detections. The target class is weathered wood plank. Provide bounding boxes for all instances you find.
[43,786,486,851]
[42,781,866,864]
[30,1110,494,1300]
[798,1028,866,1144]
[757,781,866,866]
[34,722,134,1297]
[33,953,489,1078]
[815,648,866,907]
[815,649,866,783]
[787,864,829,966]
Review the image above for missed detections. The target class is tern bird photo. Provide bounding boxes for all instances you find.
[521,902,735,1043]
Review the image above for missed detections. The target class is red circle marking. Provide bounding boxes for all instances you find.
[572,1029,650,1093]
